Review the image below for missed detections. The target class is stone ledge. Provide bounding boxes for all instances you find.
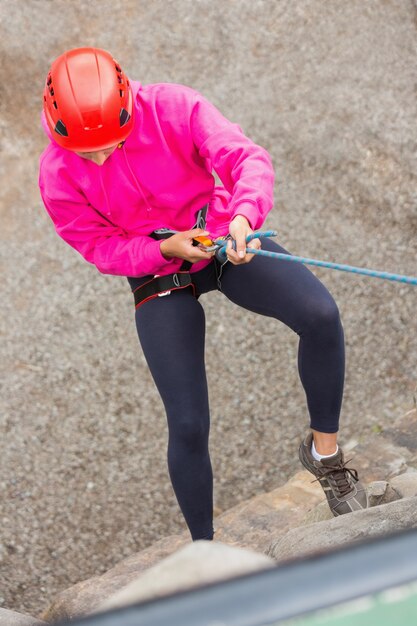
[267,495,417,562]
[96,541,275,614]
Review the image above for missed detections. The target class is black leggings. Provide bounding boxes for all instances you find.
[127,238,345,540]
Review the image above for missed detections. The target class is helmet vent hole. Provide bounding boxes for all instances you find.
[53,101,58,109]
[115,63,123,84]
[119,108,131,127]
[54,119,68,137]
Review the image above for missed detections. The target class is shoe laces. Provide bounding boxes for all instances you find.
[314,458,359,497]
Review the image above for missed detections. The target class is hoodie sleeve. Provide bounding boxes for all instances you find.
[190,92,275,230]
[39,177,178,277]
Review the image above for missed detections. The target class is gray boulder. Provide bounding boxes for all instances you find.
[366,480,401,507]
[390,470,417,498]
[97,541,275,613]
[268,496,417,562]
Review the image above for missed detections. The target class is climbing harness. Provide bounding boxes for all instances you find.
[132,271,195,308]
[133,205,208,309]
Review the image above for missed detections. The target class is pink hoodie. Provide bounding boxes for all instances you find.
[39,81,275,277]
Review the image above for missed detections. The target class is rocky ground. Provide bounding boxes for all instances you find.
[0,0,416,618]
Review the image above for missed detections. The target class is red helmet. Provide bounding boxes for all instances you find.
[43,47,134,152]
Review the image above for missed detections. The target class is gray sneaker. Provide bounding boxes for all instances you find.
[299,432,368,516]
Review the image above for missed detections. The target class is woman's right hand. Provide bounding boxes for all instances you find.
[159,228,215,263]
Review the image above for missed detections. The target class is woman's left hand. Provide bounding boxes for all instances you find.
[227,215,261,265]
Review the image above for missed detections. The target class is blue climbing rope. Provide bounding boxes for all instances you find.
[214,231,417,286]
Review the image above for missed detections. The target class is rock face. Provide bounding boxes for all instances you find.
[97,542,275,613]
[267,496,417,562]
[390,470,417,498]
[212,471,325,551]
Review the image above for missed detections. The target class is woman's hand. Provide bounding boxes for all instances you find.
[226,215,261,265]
[160,228,215,264]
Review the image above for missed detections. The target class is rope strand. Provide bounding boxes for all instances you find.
[214,231,417,286]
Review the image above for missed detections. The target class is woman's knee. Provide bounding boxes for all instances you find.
[168,414,210,452]
[301,295,343,338]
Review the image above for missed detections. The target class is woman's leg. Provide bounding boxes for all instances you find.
[218,240,368,514]
[218,238,345,436]
[132,287,214,540]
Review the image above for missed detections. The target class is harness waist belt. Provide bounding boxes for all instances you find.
[133,272,194,309]
[133,204,208,309]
